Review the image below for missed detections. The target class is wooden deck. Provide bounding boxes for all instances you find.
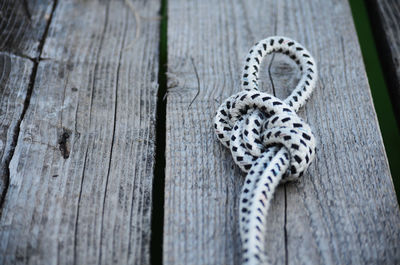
[0,0,399,264]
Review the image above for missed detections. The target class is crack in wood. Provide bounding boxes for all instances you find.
[0,0,58,213]
[74,146,89,264]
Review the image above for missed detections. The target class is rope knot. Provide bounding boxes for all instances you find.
[213,36,318,265]
[215,89,315,181]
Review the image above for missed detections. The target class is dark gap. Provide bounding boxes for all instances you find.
[150,0,168,264]
[37,0,58,60]
[348,0,400,199]
[364,0,400,128]
[0,0,58,214]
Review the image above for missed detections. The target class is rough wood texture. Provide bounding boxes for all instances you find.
[0,54,33,206]
[0,0,53,58]
[0,0,160,264]
[164,0,400,264]
[366,0,400,123]
[0,0,53,208]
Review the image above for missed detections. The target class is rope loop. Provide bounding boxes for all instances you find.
[213,36,318,264]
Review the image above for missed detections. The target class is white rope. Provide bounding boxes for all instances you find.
[214,36,318,264]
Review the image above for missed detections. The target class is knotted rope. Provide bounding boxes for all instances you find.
[214,36,317,264]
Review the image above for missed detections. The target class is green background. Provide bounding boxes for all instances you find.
[349,0,400,199]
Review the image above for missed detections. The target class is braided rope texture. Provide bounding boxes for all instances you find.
[214,36,318,264]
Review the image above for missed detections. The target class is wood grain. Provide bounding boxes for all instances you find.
[0,0,53,211]
[0,0,160,264]
[164,0,400,264]
[366,0,400,122]
[0,0,53,58]
[0,54,33,207]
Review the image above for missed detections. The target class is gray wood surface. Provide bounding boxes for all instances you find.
[0,54,32,210]
[0,0,53,212]
[0,0,53,58]
[366,0,400,122]
[0,0,160,264]
[164,0,400,264]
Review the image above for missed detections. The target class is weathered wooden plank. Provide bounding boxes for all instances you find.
[0,0,160,264]
[0,54,33,206]
[164,0,400,264]
[0,0,53,58]
[0,0,53,209]
[366,0,400,123]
